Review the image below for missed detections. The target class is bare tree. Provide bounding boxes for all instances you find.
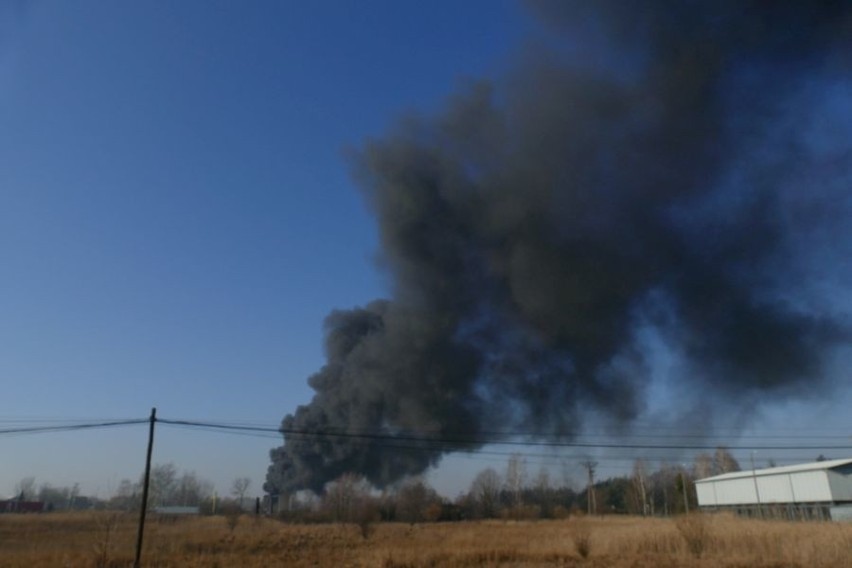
[469,468,501,519]
[109,479,140,511]
[693,453,714,479]
[146,463,177,507]
[323,473,371,523]
[632,459,649,516]
[174,472,213,507]
[533,466,553,518]
[504,453,527,510]
[395,479,441,523]
[15,477,36,500]
[713,447,740,474]
[231,477,251,509]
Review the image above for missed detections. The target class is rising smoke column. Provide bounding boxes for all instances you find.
[267,1,852,495]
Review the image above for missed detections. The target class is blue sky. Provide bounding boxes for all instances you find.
[2,1,851,500]
[0,0,527,497]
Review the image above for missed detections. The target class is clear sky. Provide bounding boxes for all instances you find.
[0,0,527,498]
[2,1,850,501]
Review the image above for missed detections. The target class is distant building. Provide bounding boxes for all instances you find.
[0,498,46,513]
[696,458,852,521]
[153,506,200,516]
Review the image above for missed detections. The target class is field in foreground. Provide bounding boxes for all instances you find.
[1,512,851,567]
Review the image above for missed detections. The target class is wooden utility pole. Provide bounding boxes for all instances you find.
[581,460,598,515]
[135,408,157,568]
[751,451,763,518]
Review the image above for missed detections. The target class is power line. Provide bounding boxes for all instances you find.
[2,414,849,457]
[155,418,852,453]
[0,419,148,436]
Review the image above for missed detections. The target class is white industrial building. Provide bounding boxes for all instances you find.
[695,458,852,521]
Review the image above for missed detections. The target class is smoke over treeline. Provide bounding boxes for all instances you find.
[267,1,852,495]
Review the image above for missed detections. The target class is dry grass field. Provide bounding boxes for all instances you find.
[1,512,851,567]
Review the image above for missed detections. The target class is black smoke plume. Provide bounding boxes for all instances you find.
[267,1,852,495]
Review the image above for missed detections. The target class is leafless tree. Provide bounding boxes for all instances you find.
[632,459,650,516]
[713,447,740,474]
[146,463,177,507]
[504,453,527,510]
[469,468,501,518]
[231,477,251,509]
[323,473,371,523]
[15,477,36,500]
[394,479,441,523]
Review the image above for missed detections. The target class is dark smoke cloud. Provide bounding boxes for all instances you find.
[267,1,852,494]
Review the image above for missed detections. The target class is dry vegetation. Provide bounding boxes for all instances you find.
[1,512,851,567]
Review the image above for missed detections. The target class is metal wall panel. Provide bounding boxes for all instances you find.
[698,461,852,509]
[827,471,852,501]
[713,477,758,505]
[830,505,852,521]
[696,483,717,506]
[790,471,832,502]
[757,474,794,503]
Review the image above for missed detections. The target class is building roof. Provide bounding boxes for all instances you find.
[696,458,852,484]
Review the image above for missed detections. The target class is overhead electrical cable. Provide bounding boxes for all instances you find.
[0,418,148,436]
[155,418,852,452]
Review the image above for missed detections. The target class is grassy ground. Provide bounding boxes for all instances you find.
[1,512,850,567]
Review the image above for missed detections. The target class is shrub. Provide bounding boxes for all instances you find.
[676,514,708,558]
[572,524,592,559]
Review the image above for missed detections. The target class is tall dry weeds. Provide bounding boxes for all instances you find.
[4,512,852,567]
[571,522,592,559]
[675,514,708,558]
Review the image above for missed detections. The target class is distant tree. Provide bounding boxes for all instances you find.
[231,477,251,509]
[37,483,69,510]
[631,459,650,516]
[394,479,441,524]
[693,453,714,479]
[109,478,140,511]
[649,465,679,516]
[173,472,213,507]
[596,476,632,514]
[15,477,36,500]
[504,453,527,511]
[68,482,80,509]
[713,447,740,474]
[468,468,502,519]
[146,463,177,507]
[322,473,371,523]
[693,448,740,479]
[532,467,553,518]
[674,466,696,513]
[136,463,211,508]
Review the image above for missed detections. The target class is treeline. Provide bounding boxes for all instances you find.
[10,448,747,519]
[276,448,745,523]
[9,464,254,514]
[10,477,97,512]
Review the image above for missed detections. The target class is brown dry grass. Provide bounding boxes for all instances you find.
[0,512,850,567]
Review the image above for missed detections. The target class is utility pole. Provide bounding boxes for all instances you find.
[681,468,690,514]
[581,460,598,515]
[751,451,763,519]
[135,408,157,568]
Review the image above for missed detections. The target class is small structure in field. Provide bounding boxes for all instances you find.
[0,499,46,513]
[153,506,200,516]
[696,457,852,521]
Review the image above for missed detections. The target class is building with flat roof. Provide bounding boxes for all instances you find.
[695,458,852,521]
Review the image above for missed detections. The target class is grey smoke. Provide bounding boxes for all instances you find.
[266,1,852,495]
